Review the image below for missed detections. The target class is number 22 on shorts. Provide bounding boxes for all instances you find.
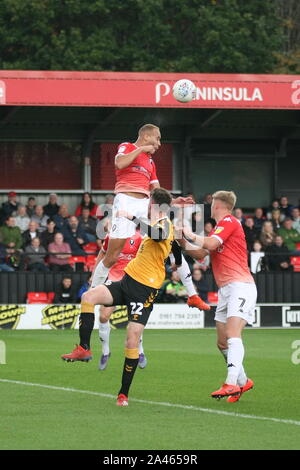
[130,302,143,321]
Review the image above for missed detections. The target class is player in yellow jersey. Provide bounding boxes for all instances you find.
[62,188,181,406]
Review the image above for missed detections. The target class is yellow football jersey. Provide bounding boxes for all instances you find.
[125,217,173,289]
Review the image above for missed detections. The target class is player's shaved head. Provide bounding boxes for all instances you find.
[138,124,159,136]
[212,191,237,212]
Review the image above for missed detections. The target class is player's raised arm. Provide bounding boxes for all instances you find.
[176,224,218,257]
[115,145,156,170]
[116,209,170,242]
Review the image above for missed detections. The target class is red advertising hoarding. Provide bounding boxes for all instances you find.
[0,70,299,109]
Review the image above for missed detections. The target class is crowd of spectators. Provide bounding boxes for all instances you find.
[0,191,109,273]
[230,195,300,273]
[0,190,300,306]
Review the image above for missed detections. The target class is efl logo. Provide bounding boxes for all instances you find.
[0,81,6,104]
[282,306,300,327]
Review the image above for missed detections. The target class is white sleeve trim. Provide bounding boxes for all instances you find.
[211,234,223,244]
[150,179,159,184]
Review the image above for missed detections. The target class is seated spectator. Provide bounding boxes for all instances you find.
[266,199,281,220]
[40,219,59,248]
[52,204,70,232]
[259,221,276,250]
[53,277,77,304]
[163,271,188,303]
[22,221,42,248]
[233,208,246,225]
[243,217,259,252]
[30,205,48,232]
[277,218,300,253]
[291,207,300,234]
[75,192,98,219]
[78,208,98,243]
[1,191,21,223]
[279,195,293,218]
[26,196,36,218]
[0,216,23,250]
[6,243,24,271]
[253,208,265,232]
[24,237,49,272]
[62,216,89,255]
[0,242,14,272]
[192,267,209,303]
[270,209,284,232]
[43,193,60,218]
[265,235,293,272]
[48,232,72,273]
[15,205,30,233]
[204,221,214,236]
[250,240,266,273]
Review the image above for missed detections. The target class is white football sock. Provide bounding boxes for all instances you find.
[225,337,245,386]
[91,261,110,288]
[169,253,197,297]
[220,347,247,387]
[139,335,144,355]
[99,320,110,355]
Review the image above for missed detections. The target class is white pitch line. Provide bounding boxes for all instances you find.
[1,378,300,428]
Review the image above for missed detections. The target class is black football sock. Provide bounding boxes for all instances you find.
[79,302,95,350]
[118,348,139,397]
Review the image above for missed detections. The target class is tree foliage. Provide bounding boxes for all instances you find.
[0,0,283,73]
[274,0,300,74]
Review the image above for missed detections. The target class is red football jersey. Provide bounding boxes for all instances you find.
[209,215,254,288]
[114,142,159,196]
[102,231,143,281]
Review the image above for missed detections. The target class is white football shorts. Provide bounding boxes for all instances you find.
[214,281,257,325]
[110,193,149,238]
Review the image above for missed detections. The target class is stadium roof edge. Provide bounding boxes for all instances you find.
[0,70,299,81]
[0,70,299,109]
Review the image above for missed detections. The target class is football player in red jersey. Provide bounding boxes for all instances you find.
[179,190,256,402]
[91,123,209,311]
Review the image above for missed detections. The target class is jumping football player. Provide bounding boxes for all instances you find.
[91,123,209,312]
[62,188,182,406]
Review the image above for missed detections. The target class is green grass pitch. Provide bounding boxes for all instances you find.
[0,328,300,450]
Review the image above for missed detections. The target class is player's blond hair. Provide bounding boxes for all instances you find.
[138,123,159,136]
[212,191,237,211]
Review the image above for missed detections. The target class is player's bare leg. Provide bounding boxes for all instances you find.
[91,238,127,287]
[212,319,253,400]
[117,322,144,406]
[169,253,210,311]
[61,286,113,362]
[98,305,114,370]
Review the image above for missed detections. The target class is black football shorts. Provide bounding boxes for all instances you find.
[104,274,158,326]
